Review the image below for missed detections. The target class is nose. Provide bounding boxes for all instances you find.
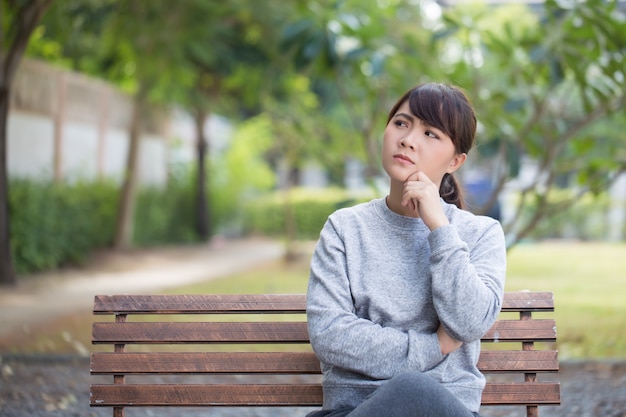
[400,139,414,150]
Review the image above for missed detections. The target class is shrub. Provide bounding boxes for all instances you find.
[133,178,198,246]
[242,187,373,239]
[9,178,118,273]
[9,176,200,273]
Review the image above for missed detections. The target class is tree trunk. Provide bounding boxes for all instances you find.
[193,110,209,240]
[113,89,145,249]
[0,0,55,285]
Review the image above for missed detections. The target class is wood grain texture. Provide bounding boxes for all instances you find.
[91,350,558,375]
[91,382,560,407]
[94,292,554,315]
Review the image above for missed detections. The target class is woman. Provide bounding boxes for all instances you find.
[306,83,507,417]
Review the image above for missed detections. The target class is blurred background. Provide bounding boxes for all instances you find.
[3,0,625,282]
[1,1,626,415]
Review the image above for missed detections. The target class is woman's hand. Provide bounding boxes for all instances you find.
[401,171,449,231]
[437,324,462,355]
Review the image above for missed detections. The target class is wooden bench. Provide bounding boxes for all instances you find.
[90,292,560,417]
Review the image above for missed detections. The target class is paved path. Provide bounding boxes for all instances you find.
[0,238,284,338]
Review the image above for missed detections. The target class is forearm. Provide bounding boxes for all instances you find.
[429,223,506,342]
[307,304,444,378]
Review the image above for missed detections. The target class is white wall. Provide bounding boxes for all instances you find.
[7,112,55,179]
[8,59,180,187]
[61,120,99,181]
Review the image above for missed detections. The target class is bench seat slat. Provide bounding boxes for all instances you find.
[482,319,556,342]
[500,292,554,312]
[92,322,310,344]
[90,352,322,374]
[93,292,555,315]
[482,383,561,405]
[477,350,559,373]
[90,382,560,407]
[91,350,558,375]
[94,294,307,315]
[90,384,323,407]
[93,320,556,344]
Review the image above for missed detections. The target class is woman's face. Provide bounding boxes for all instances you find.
[382,101,466,186]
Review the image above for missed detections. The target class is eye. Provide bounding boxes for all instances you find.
[394,120,408,128]
[425,130,440,139]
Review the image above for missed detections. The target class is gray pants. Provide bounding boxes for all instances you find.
[306,371,481,417]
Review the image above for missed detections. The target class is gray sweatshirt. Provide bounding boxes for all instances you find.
[306,197,506,413]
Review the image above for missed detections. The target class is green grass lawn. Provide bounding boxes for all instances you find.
[168,240,626,360]
[505,241,626,359]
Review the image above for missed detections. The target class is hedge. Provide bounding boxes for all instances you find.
[9,179,118,273]
[9,178,199,274]
[241,188,372,240]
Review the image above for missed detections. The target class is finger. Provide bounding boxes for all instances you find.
[415,171,433,184]
[402,197,417,211]
[402,189,419,212]
[405,171,421,183]
[401,191,417,210]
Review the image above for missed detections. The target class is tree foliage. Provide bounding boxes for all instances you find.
[13,0,626,263]
[281,0,626,247]
[434,0,626,245]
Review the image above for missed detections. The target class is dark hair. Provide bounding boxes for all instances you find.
[386,83,477,209]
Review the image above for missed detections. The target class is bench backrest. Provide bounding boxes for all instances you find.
[90,292,560,417]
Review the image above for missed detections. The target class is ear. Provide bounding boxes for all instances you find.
[447,153,467,174]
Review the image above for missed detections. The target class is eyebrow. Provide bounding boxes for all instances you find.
[393,112,415,121]
[395,112,445,135]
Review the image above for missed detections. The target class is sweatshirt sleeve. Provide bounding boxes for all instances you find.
[428,220,506,343]
[307,217,444,380]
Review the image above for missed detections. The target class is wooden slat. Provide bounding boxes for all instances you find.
[481,383,561,405]
[94,292,554,315]
[482,319,556,343]
[90,352,322,374]
[91,384,323,406]
[501,291,554,312]
[90,382,560,407]
[93,318,556,345]
[94,294,307,315]
[91,350,558,375]
[477,350,559,373]
[92,322,310,344]
[93,319,556,344]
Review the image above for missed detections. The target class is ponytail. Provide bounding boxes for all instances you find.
[440,173,465,210]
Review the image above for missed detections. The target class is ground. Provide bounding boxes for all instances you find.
[1,357,625,417]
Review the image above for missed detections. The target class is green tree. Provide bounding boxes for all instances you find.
[178,1,290,240]
[284,0,626,248]
[436,0,626,246]
[24,0,180,248]
[30,0,219,247]
[282,0,437,178]
[31,0,294,245]
[0,0,54,286]
[97,1,203,248]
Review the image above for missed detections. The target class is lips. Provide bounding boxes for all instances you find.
[394,154,414,164]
